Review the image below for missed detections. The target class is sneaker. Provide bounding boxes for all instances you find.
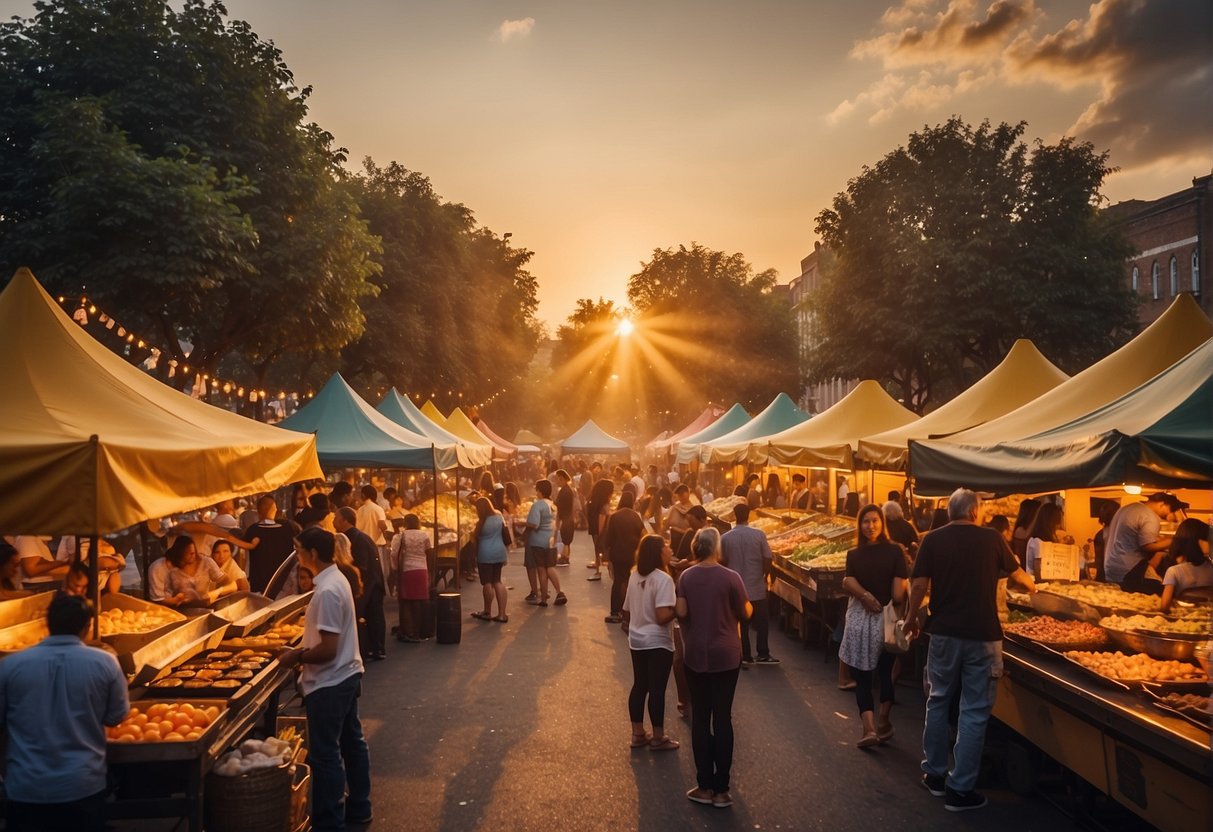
[604,614,623,624]
[587,573,602,581]
[741,657,756,666]
[557,558,570,566]
[944,788,987,812]
[711,791,733,808]
[755,655,781,665]
[922,773,946,797]
[686,787,714,805]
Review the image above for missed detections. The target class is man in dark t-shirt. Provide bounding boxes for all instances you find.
[903,489,1034,813]
[244,495,301,594]
[553,469,575,566]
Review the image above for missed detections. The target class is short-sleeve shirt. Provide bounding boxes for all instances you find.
[0,636,129,802]
[147,557,171,601]
[526,499,555,549]
[676,563,749,673]
[845,541,909,607]
[623,569,676,651]
[604,508,646,565]
[476,515,508,564]
[356,501,389,546]
[244,519,301,594]
[554,486,574,520]
[912,523,1018,642]
[1103,503,1161,583]
[395,529,431,572]
[168,556,228,602]
[1162,561,1213,594]
[300,564,364,696]
[218,556,247,585]
[720,524,773,600]
[15,536,60,586]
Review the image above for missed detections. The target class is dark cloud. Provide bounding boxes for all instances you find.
[962,0,1033,47]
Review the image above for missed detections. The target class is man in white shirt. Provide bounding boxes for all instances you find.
[282,527,371,830]
[355,486,389,548]
[1104,492,1185,593]
[629,467,647,503]
[15,536,68,588]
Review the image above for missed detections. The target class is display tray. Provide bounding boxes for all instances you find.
[1003,630,1109,655]
[1104,628,1200,662]
[226,591,310,638]
[1142,685,1212,733]
[99,594,191,656]
[126,614,231,685]
[147,646,278,699]
[106,699,229,763]
[0,590,55,630]
[1042,645,1211,692]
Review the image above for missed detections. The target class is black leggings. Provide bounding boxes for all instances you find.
[628,648,674,727]
[610,560,631,615]
[848,652,896,714]
[685,665,740,793]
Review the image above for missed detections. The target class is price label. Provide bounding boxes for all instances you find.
[1038,542,1081,581]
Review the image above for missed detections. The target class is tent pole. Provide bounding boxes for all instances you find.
[89,534,100,640]
[431,447,439,552]
[138,523,151,601]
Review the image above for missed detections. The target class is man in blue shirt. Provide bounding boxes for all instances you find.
[0,593,129,831]
[721,503,778,665]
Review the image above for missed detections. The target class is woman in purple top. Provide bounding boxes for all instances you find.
[674,527,751,809]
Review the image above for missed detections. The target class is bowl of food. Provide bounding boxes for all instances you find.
[1105,628,1199,661]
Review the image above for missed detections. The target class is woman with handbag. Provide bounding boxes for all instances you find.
[839,503,909,748]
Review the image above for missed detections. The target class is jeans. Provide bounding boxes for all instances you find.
[629,648,674,727]
[685,666,741,793]
[849,651,896,714]
[305,674,372,831]
[740,597,770,660]
[922,634,1001,793]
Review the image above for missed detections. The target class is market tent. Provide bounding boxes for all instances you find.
[648,405,727,452]
[0,268,323,535]
[672,404,751,464]
[446,407,515,459]
[420,400,449,428]
[932,293,1213,449]
[857,340,1069,470]
[513,429,545,446]
[698,393,811,464]
[559,420,631,456]
[376,388,492,467]
[752,381,916,468]
[280,374,466,470]
[474,418,523,456]
[910,337,1213,494]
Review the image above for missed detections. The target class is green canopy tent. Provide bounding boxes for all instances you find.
[909,338,1213,495]
[672,404,751,465]
[376,388,492,467]
[697,393,810,465]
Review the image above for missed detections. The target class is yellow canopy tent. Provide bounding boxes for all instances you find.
[929,293,1213,450]
[764,380,918,468]
[445,407,515,459]
[0,268,323,535]
[420,400,449,429]
[857,339,1069,470]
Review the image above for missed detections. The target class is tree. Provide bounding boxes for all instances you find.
[545,298,626,435]
[810,117,1137,413]
[623,243,801,431]
[0,0,379,379]
[339,159,541,414]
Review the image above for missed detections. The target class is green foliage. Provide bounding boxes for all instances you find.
[626,242,801,415]
[340,160,541,415]
[0,0,379,375]
[812,117,1137,412]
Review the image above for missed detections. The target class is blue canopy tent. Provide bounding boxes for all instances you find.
[673,403,751,465]
[376,388,493,468]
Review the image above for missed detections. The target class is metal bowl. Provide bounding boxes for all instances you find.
[1195,642,1211,676]
[1104,628,1199,661]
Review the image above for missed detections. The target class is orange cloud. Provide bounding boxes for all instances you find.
[495,17,535,43]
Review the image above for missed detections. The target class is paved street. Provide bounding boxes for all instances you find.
[347,537,1081,831]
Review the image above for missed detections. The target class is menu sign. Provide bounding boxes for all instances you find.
[1038,541,1081,581]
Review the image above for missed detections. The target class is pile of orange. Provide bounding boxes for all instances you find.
[106,702,221,743]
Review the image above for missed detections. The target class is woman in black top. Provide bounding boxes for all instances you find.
[586,478,615,582]
[839,504,908,748]
[602,490,646,623]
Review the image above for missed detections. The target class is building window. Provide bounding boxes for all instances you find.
[1194,250,1201,294]
[1170,256,1179,296]
[1131,265,1139,293]
[1151,261,1160,299]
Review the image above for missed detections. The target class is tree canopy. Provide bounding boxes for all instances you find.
[810,117,1137,413]
[0,0,379,377]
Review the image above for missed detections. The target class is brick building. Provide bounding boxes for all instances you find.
[1106,172,1211,326]
[788,242,857,413]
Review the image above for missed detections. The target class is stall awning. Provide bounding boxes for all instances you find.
[648,405,727,452]
[420,400,448,428]
[910,338,1213,494]
[756,381,917,468]
[0,268,323,535]
[473,418,521,457]
[857,340,1069,470]
[376,388,492,467]
[280,374,468,470]
[673,404,751,464]
[445,408,514,459]
[697,393,811,465]
[513,429,545,446]
[559,420,631,456]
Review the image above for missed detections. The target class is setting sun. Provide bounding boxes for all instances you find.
[615,318,635,338]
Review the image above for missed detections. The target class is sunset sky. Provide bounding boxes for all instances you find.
[4,0,1209,328]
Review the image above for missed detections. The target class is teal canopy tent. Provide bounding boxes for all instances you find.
[673,404,751,464]
[696,393,810,465]
[376,388,492,468]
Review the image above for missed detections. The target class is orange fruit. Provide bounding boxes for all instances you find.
[148,704,168,718]
[191,712,210,728]
[143,729,162,743]
[132,713,149,727]
[159,720,175,734]
[116,734,137,743]
[164,731,185,741]
[204,706,220,721]
[185,730,202,740]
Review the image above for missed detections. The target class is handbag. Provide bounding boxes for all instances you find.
[882,599,910,654]
[500,517,513,548]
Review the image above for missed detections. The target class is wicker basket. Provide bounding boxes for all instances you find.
[205,762,294,832]
[289,763,311,832]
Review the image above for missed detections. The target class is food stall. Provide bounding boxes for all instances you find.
[0,269,326,830]
[905,304,1213,831]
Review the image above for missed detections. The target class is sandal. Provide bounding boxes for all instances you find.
[587,573,602,581]
[470,611,493,622]
[554,592,568,606]
[492,615,509,623]
[649,736,680,752]
[630,732,652,748]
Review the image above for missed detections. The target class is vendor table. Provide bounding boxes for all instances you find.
[770,559,846,655]
[106,663,295,832]
[994,641,1210,832]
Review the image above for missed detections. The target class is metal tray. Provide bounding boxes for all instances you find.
[1030,590,1102,623]
[100,593,191,656]
[1104,628,1199,661]
[237,592,310,637]
[1141,684,1211,732]
[106,699,230,763]
[125,614,230,685]
[1003,630,1110,655]
[0,590,55,630]
[185,592,276,637]
[0,618,50,659]
[1042,644,1210,692]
